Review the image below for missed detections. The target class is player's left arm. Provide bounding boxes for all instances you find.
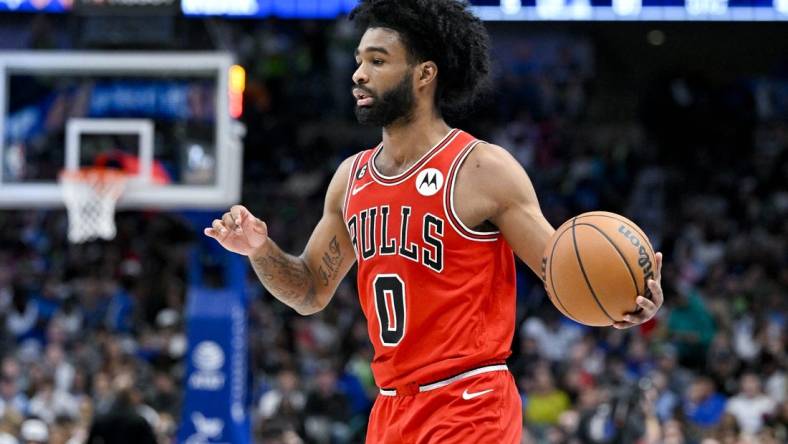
[462,142,663,328]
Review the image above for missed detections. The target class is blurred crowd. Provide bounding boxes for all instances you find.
[0,213,192,444]
[1,17,787,444]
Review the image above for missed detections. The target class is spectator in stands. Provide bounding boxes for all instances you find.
[258,418,305,444]
[725,372,778,435]
[0,375,26,419]
[0,408,22,444]
[18,419,47,444]
[682,375,727,435]
[5,285,42,345]
[646,370,680,423]
[303,366,350,444]
[666,285,717,370]
[48,415,76,444]
[524,361,571,436]
[86,381,156,444]
[27,376,79,424]
[258,368,306,426]
[521,312,583,363]
[706,332,740,395]
[147,371,180,419]
[661,419,687,444]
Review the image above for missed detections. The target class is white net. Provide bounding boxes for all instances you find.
[60,168,128,243]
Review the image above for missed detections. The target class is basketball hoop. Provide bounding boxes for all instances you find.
[59,167,128,243]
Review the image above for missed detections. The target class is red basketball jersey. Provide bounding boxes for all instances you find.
[343,129,516,389]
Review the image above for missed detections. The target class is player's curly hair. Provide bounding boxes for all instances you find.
[349,0,491,119]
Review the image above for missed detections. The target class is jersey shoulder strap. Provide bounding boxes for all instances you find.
[343,147,377,219]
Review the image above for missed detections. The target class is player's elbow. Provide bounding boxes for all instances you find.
[292,290,331,316]
[293,304,323,316]
[293,306,318,316]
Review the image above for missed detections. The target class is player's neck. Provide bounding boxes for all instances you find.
[379,115,451,170]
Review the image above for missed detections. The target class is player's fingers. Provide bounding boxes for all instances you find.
[655,252,663,281]
[648,279,664,307]
[636,295,657,312]
[230,205,248,225]
[212,219,229,237]
[238,210,266,234]
[236,208,255,230]
[612,321,632,330]
[624,297,657,324]
[203,227,218,238]
[221,212,239,232]
[252,218,267,235]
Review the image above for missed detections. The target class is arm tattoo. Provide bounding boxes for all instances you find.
[250,241,318,314]
[317,236,342,287]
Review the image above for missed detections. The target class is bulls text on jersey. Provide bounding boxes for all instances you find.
[347,205,444,273]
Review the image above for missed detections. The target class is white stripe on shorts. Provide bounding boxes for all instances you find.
[378,364,508,397]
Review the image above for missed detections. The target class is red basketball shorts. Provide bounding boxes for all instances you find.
[366,365,522,444]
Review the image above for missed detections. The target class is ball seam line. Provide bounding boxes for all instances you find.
[574,222,641,314]
[547,225,583,324]
[571,217,616,323]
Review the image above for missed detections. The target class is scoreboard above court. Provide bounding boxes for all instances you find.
[471,0,788,20]
[1,0,786,20]
[179,0,788,21]
[0,0,176,14]
[0,0,71,13]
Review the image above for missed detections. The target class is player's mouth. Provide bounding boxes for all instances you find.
[353,88,374,107]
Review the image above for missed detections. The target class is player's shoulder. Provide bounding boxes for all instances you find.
[331,152,365,183]
[459,140,522,181]
[337,148,374,176]
[335,153,357,177]
[456,140,532,206]
[325,152,367,212]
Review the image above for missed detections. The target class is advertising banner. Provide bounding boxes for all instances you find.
[178,287,250,444]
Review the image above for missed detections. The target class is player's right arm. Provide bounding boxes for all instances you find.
[204,157,357,315]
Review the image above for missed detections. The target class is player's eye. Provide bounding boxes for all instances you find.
[372,59,384,65]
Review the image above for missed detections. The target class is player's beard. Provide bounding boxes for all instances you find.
[354,71,415,127]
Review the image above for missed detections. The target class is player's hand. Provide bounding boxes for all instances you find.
[613,252,664,329]
[204,205,268,256]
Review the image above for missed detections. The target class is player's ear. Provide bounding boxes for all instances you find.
[417,61,438,87]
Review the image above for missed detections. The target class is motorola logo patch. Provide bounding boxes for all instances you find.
[415,168,443,196]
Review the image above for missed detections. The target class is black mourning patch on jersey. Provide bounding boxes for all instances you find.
[356,164,368,180]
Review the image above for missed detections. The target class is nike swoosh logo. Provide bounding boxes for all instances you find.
[351,181,373,196]
[462,388,494,400]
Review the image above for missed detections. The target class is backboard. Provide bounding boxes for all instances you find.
[0,52,244,209]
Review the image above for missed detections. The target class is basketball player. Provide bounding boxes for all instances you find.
[205,1,664,442]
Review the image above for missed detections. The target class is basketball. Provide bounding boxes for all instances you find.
[541,211,657,327]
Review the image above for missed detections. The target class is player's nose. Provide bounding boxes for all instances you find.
[352,65,369,85]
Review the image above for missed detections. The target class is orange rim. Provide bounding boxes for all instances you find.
[58,167,128,183]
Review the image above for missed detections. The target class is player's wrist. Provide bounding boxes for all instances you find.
[248,237,272,258]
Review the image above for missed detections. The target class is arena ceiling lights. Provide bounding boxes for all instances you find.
[179,0,788,21]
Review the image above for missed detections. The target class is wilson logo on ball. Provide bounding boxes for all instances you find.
[618,225,655,299]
